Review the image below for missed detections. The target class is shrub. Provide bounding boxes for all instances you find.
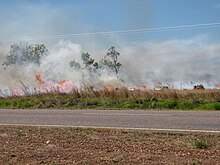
[195,141,209,149]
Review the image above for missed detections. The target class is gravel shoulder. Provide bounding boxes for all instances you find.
[0,126,220,164]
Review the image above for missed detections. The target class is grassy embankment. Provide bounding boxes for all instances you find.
[0,89,220,110]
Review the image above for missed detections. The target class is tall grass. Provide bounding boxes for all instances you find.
[0,89,220,110]
[68,88,220,100]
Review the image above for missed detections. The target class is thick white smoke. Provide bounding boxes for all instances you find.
[39,40,123,89]
[0,40,123,89]
[119,37,220,88]
[0,37,220,89]
[39,40,83,82]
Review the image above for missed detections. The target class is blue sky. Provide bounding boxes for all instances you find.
[0,0,220,45]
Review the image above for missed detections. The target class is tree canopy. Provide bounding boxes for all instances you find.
[69,46,122,75]
[101,46,121,74]
[2,42,48,68]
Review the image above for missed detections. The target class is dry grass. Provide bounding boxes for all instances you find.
[1,83,220,100]
[72,88,220,100]
[1,88,220,110]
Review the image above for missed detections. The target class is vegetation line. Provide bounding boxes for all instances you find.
[1,89,220,110]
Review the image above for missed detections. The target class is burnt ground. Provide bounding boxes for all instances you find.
[0,126,219,165]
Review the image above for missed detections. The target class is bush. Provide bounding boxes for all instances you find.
[195,141,209,149]
[214,104,220,110]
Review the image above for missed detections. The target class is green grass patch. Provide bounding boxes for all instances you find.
[194,141,210,149]
[112,156,123,163]
[0,92,220,110]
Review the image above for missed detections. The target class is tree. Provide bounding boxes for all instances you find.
[2,42,48,67]
[101,46,121,74]
[81,52,95,71]
[69,60,81,70]
[69,46,122,75]
[69,52,100,72]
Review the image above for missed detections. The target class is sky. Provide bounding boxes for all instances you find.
[0,0,220,88]
[0,0,220,44]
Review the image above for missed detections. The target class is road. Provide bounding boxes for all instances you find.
[0,109,219,133]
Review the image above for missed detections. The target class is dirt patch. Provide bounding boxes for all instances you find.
[0,126,220,164]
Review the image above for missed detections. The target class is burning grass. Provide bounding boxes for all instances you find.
[0,89,220,110]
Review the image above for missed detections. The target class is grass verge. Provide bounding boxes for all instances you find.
[0,89,220,110]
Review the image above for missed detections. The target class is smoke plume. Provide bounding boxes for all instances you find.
[119,37,220,88]
[0,37,220,89]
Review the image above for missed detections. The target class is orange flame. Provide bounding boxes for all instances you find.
[12,89,24,96]
[104,86,114,92]
[104,87,121,91]
[59,80,66,87]
[35,73,45,87]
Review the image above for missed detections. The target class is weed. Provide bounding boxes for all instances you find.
[214,104,220,110]
[195,141,209,149]
[129,130,151,136]
[192,160,202,165]
[156,132,185,136]
[112,156,123,163]
[10,131,26,137]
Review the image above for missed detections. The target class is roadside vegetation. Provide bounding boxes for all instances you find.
[1,42,220,110]
[0,89,220,110]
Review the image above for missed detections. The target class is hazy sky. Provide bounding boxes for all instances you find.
[0,0,220,88]
[0,0,220,44]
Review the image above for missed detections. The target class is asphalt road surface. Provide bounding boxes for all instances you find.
[0,109,219,132]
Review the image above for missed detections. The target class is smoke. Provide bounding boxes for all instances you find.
[0,40,123,89]
[38,40,123,88]
[0,36,220,89]
[39,40,83,82]
[1,1,219,90]
[119,36,220,88]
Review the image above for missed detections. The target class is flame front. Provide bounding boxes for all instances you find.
[35,73,45,87]
[104,86,114,92]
